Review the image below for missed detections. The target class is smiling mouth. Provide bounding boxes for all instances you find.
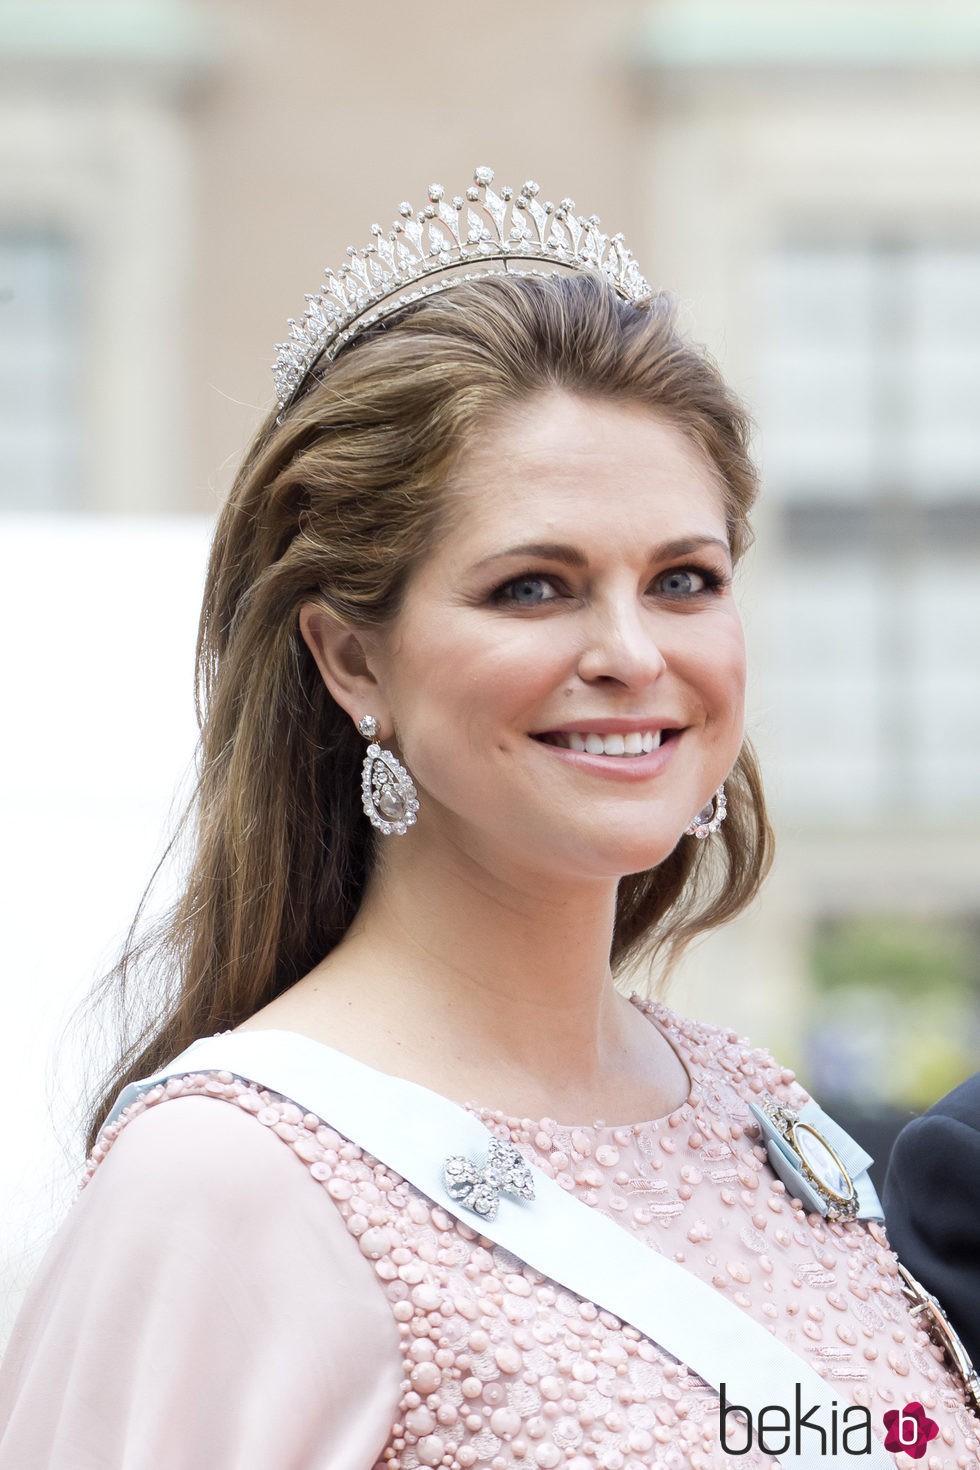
[534,730,680,757]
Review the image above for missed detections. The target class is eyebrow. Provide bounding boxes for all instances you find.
[472,535,732,571]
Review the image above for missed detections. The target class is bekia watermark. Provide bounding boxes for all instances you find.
[882,1401,940,1459]
[719,1385,941,1459]
[719,1383,871,1457]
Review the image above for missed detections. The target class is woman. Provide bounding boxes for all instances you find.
[1,169,977,1469]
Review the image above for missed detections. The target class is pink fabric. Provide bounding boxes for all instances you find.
[0,1094,401,1469]
[2,999,979,1469]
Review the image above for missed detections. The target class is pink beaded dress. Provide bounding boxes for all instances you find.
[1,997,978,1469]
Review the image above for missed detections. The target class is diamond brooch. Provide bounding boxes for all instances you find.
[442,1138,536,1222]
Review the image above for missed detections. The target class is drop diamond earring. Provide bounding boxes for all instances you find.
[684,784,727,840]
[358,715,420,836]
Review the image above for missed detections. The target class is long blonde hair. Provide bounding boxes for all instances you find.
[83,272,773,1153]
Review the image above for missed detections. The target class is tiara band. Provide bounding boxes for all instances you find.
[272,165,654,413]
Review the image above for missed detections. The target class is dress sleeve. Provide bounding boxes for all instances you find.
[0,1095,402,1470]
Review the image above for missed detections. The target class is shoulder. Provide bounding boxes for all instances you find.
[887,1071,980,1179]
[91,1088,301,1196]
[648,1000,811,1111]
[83,1082,401,1284]
[82,1090,321,1246]
[74,1089,397,1322]
[913,1069,980,1130]
[0,1088,404,1467]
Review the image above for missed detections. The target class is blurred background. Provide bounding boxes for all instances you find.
[2,0,979,1345]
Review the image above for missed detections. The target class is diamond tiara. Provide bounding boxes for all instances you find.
[272,165,654,412]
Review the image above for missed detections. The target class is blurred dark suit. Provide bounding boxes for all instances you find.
[883,1071,980,1369]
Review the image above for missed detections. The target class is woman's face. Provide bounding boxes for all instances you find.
[364,391,747,884]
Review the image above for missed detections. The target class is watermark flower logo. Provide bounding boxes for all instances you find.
[883,1401,940,1458]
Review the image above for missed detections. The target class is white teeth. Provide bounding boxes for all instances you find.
[547,730,665,756]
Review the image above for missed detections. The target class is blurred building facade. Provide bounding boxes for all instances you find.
[2,0,979,1141]
[631,1,980,1117]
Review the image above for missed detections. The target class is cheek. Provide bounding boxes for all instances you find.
[696,620,747,716]
[385,626,525,756]
[437,625,570,713]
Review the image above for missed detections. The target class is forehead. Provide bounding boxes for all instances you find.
[442,391,729,551]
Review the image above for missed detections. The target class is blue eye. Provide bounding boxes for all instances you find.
[657,566,726,597]
[660,569,705,596]
[494,574,558,606]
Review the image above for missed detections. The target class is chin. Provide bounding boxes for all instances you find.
[563,829,690,881]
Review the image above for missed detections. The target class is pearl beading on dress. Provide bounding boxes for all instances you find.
[85,1000,980,1470]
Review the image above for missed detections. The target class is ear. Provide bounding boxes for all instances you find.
[298,602,392,734]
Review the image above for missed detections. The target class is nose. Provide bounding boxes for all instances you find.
[575,598,668,689]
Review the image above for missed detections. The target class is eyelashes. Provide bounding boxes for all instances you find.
[490,564,731,608]
[657,566,729,597]
[492,574,561,607]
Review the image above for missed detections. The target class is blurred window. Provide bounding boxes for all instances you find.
[0,229,83,512]
[760,240,980,823]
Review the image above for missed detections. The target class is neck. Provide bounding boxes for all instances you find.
[314,831,636,1105]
